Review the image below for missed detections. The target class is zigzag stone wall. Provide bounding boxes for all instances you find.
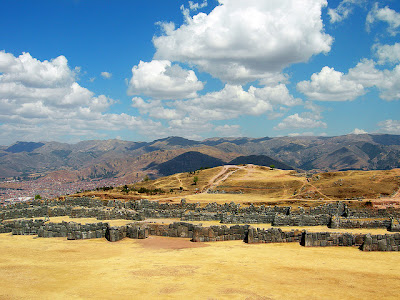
[2,217,400,251]
[300,231,365,247]
[360,233,400,251]
[247,227,302,244]
[329,216,391,229]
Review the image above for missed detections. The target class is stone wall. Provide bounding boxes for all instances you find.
[329,216,391,229]
[360,233,400,251]
[246,227,302,244]
[221,212,277,224]
[181,212,222,222]
[300,231,365,247]
[272,214,331,226]
[191,224,250,242]
[38,221,108,240]
[0,219,46,235]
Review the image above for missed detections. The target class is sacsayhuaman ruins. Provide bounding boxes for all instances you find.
[2,197,400,252]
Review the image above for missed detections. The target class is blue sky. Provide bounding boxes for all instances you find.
[0,0,400,145]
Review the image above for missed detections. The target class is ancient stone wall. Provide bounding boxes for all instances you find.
[246,227,302,244]
[300,231,365,247]
[329,216,391,229]
[38,221,108,240]
[181,212,222,221]
[272,214,331,226]
[0,219,45,235]
[221,213,277,224]
[191,224,250,242]
[360,233,400,251]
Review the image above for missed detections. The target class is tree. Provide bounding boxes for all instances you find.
[144,175,150,182]
[122,185,129,194]
[269,164,275,169]
[34,194,41,200]
[193,176,199,185]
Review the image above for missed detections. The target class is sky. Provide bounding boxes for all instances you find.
[1,0,400,145]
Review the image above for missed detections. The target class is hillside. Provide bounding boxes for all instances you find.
[1,134,400,183]
[229,155,294,170]
[77,165,400,208]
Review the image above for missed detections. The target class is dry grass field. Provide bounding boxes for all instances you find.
[1,233,400,300]
[4,166,400,299]
[76,165,400,209]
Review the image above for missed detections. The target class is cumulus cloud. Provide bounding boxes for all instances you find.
[377,119,400,134]
[351,128,368,134]
[298,59,400,101]
[274,113,327,130]
[367,3,400,35]
[297,66,365,101]
[173,83,302,121]
[128,60,204,99]
[373,43,400,65]
[288,132,317,137]
[0,51,161,144]
[188,0,208,11]
[214,124,241,136]
[132,97,183,120]
[328,0,364,23]
[153,0,333,84]
[101,71,112,79]
[132,83,301,124]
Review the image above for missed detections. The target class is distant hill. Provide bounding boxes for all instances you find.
[229,155,294,170]
[154,151,225,176]
[5,142,44,153]
[2,134,400,181]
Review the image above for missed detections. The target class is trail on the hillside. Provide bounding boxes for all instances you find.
[174,174,185,190]
[202,165,244,193]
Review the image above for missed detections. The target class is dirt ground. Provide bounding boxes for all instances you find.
[1,233,400,300]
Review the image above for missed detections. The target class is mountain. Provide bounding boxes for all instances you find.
[229,155,294,170]
[154,151,225,176]
[1,134,400,181]
[5,142,45,153]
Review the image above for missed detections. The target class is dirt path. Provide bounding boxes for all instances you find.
[202,165,244,193]
[174,174,185,190]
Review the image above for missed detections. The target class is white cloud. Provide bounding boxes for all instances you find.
[0,51,162,144]
[346,59,384,88]
[298,59,400,101]
[373,43,400,65]
[153,0,333,84]
[377,119,400,134]
[288,132,316,137]
[367,3,400,35]
[132,97,183,120]
[101,71,112,79]
[189,0,207,11]
[214,124,241,136]
[378,64,400,100]
[132,83,301,125]
[128,60,204,99]
[274,113,327,130]
[351,128,368,134]
[0,51,73,88]
[172,83,302,121]
[328,0,364,24]
[297,66,365,101]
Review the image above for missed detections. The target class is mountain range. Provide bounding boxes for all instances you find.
[1,134,400,182]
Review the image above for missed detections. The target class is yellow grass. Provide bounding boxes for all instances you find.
[76,166,400,208]
[1,233,400,299]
